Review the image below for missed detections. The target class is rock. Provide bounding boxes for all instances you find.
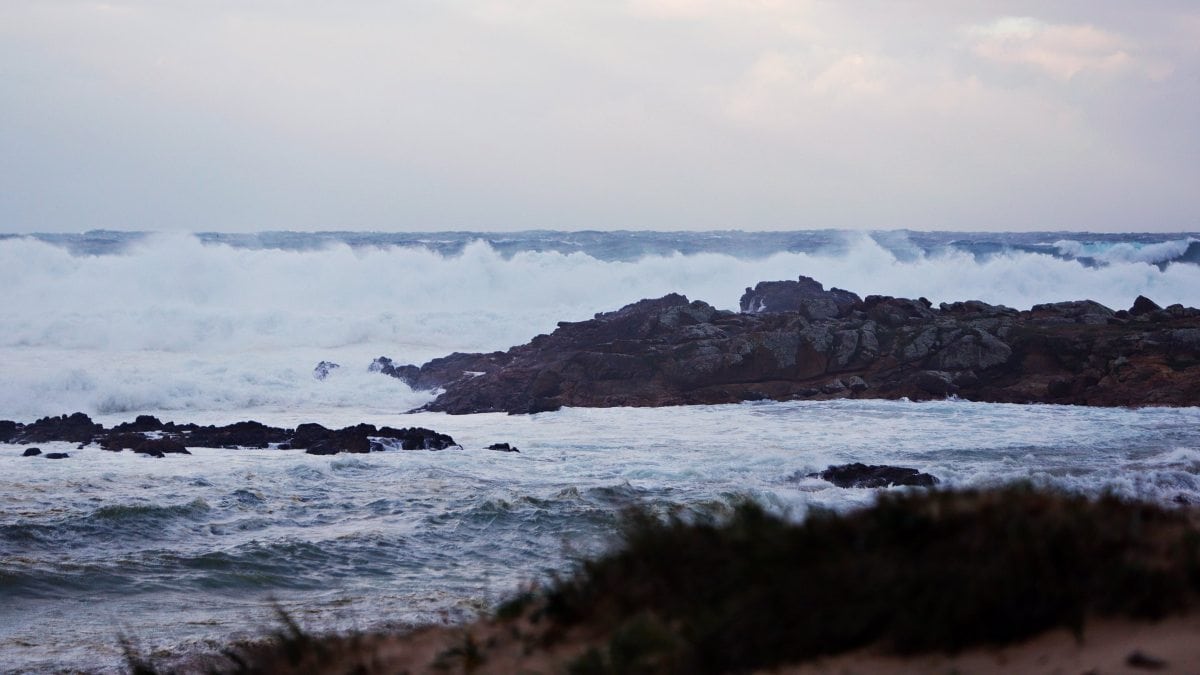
[183,421,290,449]
[486,442,520,452]
[110,415,164,433]
[22,447,42,457]
[740,276,860,319]
[1125,650,1167,670]
[369,356,420,385]
[821,379,847,394]
[915,371,958,396]
[100,433,190,456]
[13,413,102,444]
[407,277,1200,413]
[299,424,458,455]
[0,420,18,443]
[809,463,939,488]
[1030,300,1115,325]
[1130,295,1162,316]
[930,332,1012,371]
[313,361,341,380]
[133,438,190,456]
[44,452,70,460]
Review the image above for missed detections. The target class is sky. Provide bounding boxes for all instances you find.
[1,1,1197,233]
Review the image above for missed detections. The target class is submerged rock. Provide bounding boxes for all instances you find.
[43,452,70,460]
[486,442,520,453]
[809,463,940,489]
[22,447,42,457]
[313,361,341,380]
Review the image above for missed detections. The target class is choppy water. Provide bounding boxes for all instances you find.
[3,229,1200,672]
[4,401,1200,673]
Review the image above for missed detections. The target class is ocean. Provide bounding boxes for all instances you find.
[2,230,1200,673]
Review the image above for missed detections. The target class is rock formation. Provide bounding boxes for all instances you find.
[1,414,458,456]
[374,276,1200,413]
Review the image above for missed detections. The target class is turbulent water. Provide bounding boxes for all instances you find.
[2,229,1200,673]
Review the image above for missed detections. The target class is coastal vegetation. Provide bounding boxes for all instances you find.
[125,484,1200,673]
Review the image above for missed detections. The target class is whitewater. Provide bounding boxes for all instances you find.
[3,230,1200,673]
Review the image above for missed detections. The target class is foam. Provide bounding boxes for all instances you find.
[2,233,1198,418]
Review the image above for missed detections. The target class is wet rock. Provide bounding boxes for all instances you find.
[486,442,520,453]
[915,370,958,396]
[408,277,1200,413]
[740,276,860,319]
[809,463,939,489]
[1130,295,1162,316]
[1030,300,1115,325]
[134,438,190,456]
[930,332,1012,371]
[369,356,420,385]
[110,415,164,433]
[313,361,341,380]
[300,424,458,455]
[44,452,70,460]
[821,379,847,394]
[0,420,18,443]
[22,447,42,457]
[183,421,290,449]
[13,413,102,444]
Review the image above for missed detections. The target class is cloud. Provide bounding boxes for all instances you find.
[0,2,1196,232]
[968,17,1161,80]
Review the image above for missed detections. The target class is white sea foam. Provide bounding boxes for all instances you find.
[2,233,1198,419]
[1053,237,1198,266]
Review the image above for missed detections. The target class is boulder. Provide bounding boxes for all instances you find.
[313,361,341,380]
[110,415,164,433]
[740,276,860,319]
[13,413,102,444]
[22,447,42,457]
[809,463,939,488]
[44,452,70,460]
[133,438,190,456]
[485,442,520,453]
[1130,296,1162,316]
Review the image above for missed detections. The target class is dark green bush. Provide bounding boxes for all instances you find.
[545,485,1200,674]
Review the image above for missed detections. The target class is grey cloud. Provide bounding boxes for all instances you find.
[0,1,1196,232]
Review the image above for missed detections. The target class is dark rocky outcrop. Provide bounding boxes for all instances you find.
[292,423,458,455]
[809,463,940,488]
[740,276,861,319]
[373,352,514,391]
[0,413,458,457]
[313,361,340,380]
[22,447,42,457]
[486,442,520,453]
[385,281,1200,414]
[13,413,103,444]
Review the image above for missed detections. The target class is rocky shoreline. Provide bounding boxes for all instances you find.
[0,412,458,456]
[365,276,1200,414]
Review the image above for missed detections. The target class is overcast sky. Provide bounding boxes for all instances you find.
[1,1,1197,233]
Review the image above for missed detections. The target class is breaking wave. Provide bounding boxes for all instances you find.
[1,231,1198,419]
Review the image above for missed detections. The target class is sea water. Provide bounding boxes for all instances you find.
[2,230,1199,673]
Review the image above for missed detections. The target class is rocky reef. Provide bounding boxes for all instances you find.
[374,276,1200,413]
[1,413,458,456]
